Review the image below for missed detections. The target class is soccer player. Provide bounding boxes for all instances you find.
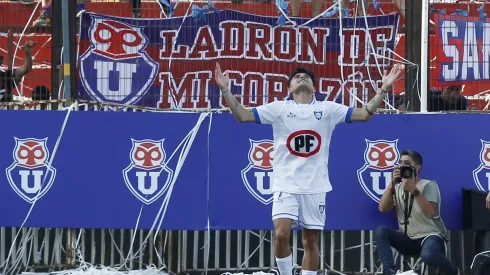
[214,63,403,275]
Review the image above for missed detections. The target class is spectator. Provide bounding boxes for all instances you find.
[32,85,51,110]
[429,85,467,112]
[0,41,36,105]
[33,0,143,27]
[290,0,346,18]
[33,0,53,27]
[395,0,405,18]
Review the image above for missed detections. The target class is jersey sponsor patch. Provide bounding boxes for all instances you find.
[286,130,322,158]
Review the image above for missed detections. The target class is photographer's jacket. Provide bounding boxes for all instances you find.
[393,179,448,240]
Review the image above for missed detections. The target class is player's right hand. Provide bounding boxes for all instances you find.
[214,62,230,91]
[392,166,401,184]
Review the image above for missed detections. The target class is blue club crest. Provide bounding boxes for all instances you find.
[241,139,275,205]
[79,15,159,105]
[122,139,174,205]
[314,111,323,120]
[357,139,400,203]
[319,204,325,214]
[473,139,490,191]
[5,137,57,203]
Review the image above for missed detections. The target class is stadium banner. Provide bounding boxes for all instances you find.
[0,111,489,230]
[433,14,490,86]
[0,111,209,230]
[77,10,399,110]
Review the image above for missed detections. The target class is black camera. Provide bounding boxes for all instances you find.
[395,164,417,182]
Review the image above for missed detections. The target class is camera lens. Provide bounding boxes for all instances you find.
[400,165,414,179]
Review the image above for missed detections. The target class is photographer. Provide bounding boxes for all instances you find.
[374,150,459,275]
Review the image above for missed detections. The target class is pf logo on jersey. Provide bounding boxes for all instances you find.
[123,139,174,205]
[287,130,322,158]
[241,139,274,205]
[79,15,159,105]
[473,140,490,191]
[6,138,57,203]
[357,139,400,202]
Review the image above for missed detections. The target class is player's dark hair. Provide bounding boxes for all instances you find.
[287,67,316,87]
[401,150,423,166]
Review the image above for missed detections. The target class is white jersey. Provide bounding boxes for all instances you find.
[251,98,353,194]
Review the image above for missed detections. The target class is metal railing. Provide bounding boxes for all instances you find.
[0,226,475,275]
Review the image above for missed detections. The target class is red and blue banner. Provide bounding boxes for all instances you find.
[433,13,490,86]
[77,10,399,110]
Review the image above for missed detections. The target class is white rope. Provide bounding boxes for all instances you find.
[11,1,40,97]
[204,112,213,275]
[156,0,169,18]
[165,2,194,110]
[274,0,297,26]
[2,103,76,275]
[127,113,210,270]
[300,2,337,26]
[360,0,398,110]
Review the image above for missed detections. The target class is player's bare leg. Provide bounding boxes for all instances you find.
[395,0,405,18]
[301,228,320,272]
[311,0,323,17]
[274,218,294,275]
[291,0,301,17]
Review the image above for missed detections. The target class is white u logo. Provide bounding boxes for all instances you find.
[19,170,44,194]
[135,171,160,195]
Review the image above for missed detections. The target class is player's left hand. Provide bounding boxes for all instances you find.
[401,178,417,193]
[381,64,404,90]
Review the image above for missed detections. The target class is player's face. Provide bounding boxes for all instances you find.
[289,73,315,94]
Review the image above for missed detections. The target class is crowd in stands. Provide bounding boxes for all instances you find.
[0,0,472,112]
[8,0,144,26]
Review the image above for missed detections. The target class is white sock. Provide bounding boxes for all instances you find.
[275,254,293,275]
[301,270,317,275]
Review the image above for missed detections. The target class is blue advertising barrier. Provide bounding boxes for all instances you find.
[0,111,488,230]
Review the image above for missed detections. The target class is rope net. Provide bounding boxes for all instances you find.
[0,1,483,275]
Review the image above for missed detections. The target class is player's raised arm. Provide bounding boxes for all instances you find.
[214,63,256,123]
[350,64,404,122]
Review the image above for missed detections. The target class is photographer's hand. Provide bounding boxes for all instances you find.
[402,178,417,193]
[378,167,399,213]
[486,192,490,210]
[392,167,401,187]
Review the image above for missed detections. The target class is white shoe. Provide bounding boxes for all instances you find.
[396,270,418,275]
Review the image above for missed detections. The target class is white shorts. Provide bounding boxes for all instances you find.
[271,191,326,230]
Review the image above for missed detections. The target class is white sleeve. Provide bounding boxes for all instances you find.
[251,101,284,124]
[324,101,354,125]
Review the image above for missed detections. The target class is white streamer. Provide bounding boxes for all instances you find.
[3,103,76,275]
[11,1,40,97]
[359,0,397,110]
[127,113,210,269]
[166,3,195,110]
[204,112,213,275]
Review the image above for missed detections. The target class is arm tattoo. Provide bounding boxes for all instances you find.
[366,90,386,115]
[222,89,248,121]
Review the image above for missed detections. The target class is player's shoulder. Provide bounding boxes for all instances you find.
[312,99,338,110]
